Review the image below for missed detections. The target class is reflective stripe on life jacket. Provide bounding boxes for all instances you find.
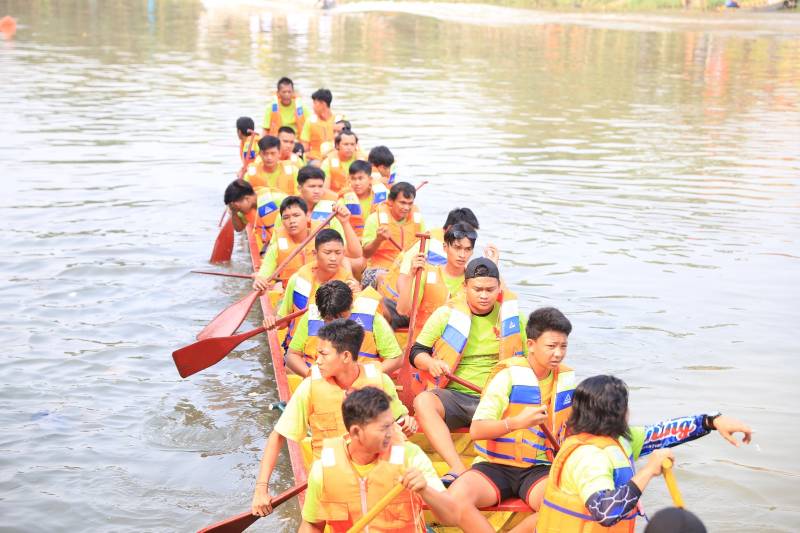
[240,133,260,167]
[537,434,638,533]
[474,359,575,467]
[308,362,385,458]
[339,182,388,237]
[268,94,305,135]
[318,433,425,533]
[416,291,524,391]
[245,158,298,196]
[251,190,283,251]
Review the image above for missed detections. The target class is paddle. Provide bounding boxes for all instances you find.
[197,482,308,533]
[444,371,561,454]
[661,458,685,508]
[174,308,307,378]
[192,270,254,280]
[398,233,430,410]
[345,483,405,533]
[197,212,336,340]
[210,216,235,264]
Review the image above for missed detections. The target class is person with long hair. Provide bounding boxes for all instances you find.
[536,375,751,532]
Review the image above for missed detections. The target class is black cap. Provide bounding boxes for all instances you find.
[644,508,707,533]
[464,257,500,280]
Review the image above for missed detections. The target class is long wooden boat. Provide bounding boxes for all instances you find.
[243,224,532,531]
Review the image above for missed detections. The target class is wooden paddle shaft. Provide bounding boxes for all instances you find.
[345,483,405,533]
[266,211,336,283]
[444,371,561,454]
[398,234,430,408]
[197,481,308,533]
[662,459,685,508]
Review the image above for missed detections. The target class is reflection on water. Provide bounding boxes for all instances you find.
[1,0,798,531]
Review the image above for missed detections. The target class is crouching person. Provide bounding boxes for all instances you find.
[299,387,458,532]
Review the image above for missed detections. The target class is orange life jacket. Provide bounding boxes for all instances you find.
[367,204,423,270]
[267,94,305,135]
[339,182,389,238]
[322,152,366,194]
[318,433,426,533]
[474,358,575,467]
[537,434,639,533]
[302,287,383,367]
[289,261,354,314]
[414,291,524,391]
[305,113,341,161]
[308,362,385,458]
[240,132,260,167]
[251,190,284,251]
[245,158,298,196]
[273,222,319,287]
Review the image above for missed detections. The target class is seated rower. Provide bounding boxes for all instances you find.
[368,145,396,186]
[286,280,402,377]
[250,319,417,516]
[297,387,459,532]
[448,307,576,533]
[223,179,285,253]
[320,129,366,194]
[253,197,353,291]
[361,182,425,275]
[410,258,526,486]
[536,375,752,532]
[236,116,260,178]
[338,160,388,239]
[263,76,304,136]
[378,207,483,326]
[245,135,299,195]
[300,88,340,164]
[277,125,303,164]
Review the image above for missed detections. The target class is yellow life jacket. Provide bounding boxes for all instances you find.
[322,152,366,194]
[308,362,385,458]
[289,261,354,315]
[367,204,423,270]
[415,291,524,391]
[239,132,260,167]
[267,94,305,135]
[339,182,389,237]
[306,113,342,161]
[371,162,398,187]
[474,358,575,467]
[273,224,317,287]
[537,433,638,533]
[251,190,284,251]
[318,433,425,533]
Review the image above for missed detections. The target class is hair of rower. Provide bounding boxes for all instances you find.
[443,207,480,230]
[368,146,394,168]
[316,280,354,320]
[279,195,308,215]
[236,116,255,136]
[297,165,326,186]
[277,77,294,89]
[567,375,630,440]
[223,179,255,205]
[342,386,392,431]
[317,318,364,359]
[526,307,573,340]
[388,181,416,201]
[335,130,358,147]
[311,88,333,107]
[315,228,344,249]
[349,160,372,176]
[258,135,281,152]
[444,222,477,247]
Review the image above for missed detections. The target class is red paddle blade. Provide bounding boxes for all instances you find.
[173,327,264,378]
[210,217,234,264]
[196,290,259,340]
[197,511,258,533]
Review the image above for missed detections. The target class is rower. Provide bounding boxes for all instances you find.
[410,258,526,486]
[448,308,576,533]
[361,182,425,275]
[236,116,260,177]
[338,160,388,239]
[320,130,365,194]
[277,126,303,164]
[223,178,286,253]
[285,280,403,377]
[299,88,340,164]
[263,76,305,136]
[294,387,459,532]
[368,145,396,186]
[245,136,299,195]
[378,207,483,327]
[333,118,351,136]
[250,320,417,517]
[536,375,752,532]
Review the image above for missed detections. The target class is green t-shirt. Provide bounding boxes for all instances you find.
[289,313,402,361]
[471,366,554,464]
[559,429,646,503]
[264,98,300,133]
[415,304,528,395]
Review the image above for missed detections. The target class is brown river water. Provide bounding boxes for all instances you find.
[1,0,799,531]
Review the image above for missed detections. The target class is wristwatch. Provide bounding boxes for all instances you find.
[704,412,722,431]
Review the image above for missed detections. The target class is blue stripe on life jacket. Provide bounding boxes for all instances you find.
[350,312,374,332]
[509,384,540,405]
[258,201,278,218]
[554,390,573,412]
[293,291,309,310]
[501,315,520,338]
[441,324,468,353]
[272,102,278,112]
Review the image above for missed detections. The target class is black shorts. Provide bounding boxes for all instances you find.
[381,296,410,330]
[471,462,550,503]
[429,388,480,430]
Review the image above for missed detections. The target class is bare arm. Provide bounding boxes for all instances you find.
[251,431,287,516]
[395,272,413,316]
[285,348,311,378]
[230,209,247,232]
[298,520,326,533]
[380,356,402,376]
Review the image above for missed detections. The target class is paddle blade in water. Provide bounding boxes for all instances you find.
[173,326,265,378]
[196,290,259,340]
[210,217,234,264]
[197,512,258,533]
